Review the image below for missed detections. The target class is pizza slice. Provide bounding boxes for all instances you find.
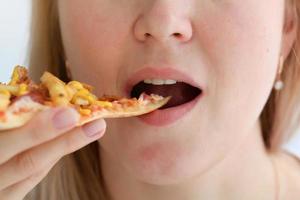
[0,66,170,131]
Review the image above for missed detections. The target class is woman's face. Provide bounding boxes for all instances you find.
[58,0,286,184]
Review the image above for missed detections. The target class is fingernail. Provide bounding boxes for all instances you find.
[82,119,106,138]
[52,108,79,130]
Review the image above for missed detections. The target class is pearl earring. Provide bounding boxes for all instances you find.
[274,56,284,91]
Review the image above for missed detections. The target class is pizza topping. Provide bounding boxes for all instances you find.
[0,90,10,110]
[39,70,140,115]
[0,89,11,98]
[25,91,48,104]
[18,84,29,96]
[67,81,84,90]
[40,72,70,106]
[0,66,170,122]
[71,89,97,105]
[73,97,89,106]
[38,70,139,115]
[131,81,201,109]
[66,81,86,98]
[94,100,113,108]
[9,65,30,85]
[0,111,5,121]
[0,83,29,96]
[0,66,32,111]
[79,108,92,116]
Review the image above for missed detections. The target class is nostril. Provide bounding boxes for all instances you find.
[173,32,185,40]
[145,33,151,37]
[144,32,182,39]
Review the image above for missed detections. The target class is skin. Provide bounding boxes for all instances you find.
[0,108,106,200]
[3,1,298,200]
[58,0,300,199]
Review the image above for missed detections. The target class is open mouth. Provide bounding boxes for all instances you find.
[130,79,202,109]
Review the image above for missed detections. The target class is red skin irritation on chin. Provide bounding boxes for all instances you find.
[137,142,181,176]
[140,143,162,162]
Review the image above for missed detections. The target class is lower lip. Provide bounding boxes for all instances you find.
[137,94,202,126]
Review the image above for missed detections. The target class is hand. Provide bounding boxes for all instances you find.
[0,107,106,200]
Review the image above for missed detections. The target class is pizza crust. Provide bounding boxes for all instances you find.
[0,96,49,131]
[0,96,170,131]
[77,96,170,126]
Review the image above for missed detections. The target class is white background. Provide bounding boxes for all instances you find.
[0,0,31,82]
[0,1,299,156]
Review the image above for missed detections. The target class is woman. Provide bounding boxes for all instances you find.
[0,0,300,199]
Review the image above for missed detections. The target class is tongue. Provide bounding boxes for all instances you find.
[131,82,201,109]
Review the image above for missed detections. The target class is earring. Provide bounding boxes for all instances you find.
[274,56,284,91]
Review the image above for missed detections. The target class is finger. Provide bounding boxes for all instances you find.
[0,161,56,200]
[0,119,106,190]
[0,107,80,164]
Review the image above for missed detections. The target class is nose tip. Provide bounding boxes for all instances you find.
[134,13,193,44]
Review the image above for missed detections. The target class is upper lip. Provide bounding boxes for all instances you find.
[124,66,203,97]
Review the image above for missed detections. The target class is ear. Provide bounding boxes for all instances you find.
[281,0,298,60]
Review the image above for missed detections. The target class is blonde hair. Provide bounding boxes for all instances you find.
[26,2,110,199]
[26,0,300,199]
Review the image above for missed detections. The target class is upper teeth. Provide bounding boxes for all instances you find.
[143,79,177,85]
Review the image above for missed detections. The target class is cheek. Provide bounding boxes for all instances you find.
[58,1,131,94]
[195,2,283,131]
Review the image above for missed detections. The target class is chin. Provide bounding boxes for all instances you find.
[120,139,217,186]
[100,117,235,186]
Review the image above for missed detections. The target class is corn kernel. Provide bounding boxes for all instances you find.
[67,81,84,90]
[94,100,113,108]
[0,89,11,98]
[79,108,91,115]
[0,84,18,96]
[65,85,76,101]
[86,94,96,103]
[72,90,96,105]
[56,98,70,106]
[78,89,90,95]
[73,97,89,106]
[9,66,20,85]
[17,83,28,96]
